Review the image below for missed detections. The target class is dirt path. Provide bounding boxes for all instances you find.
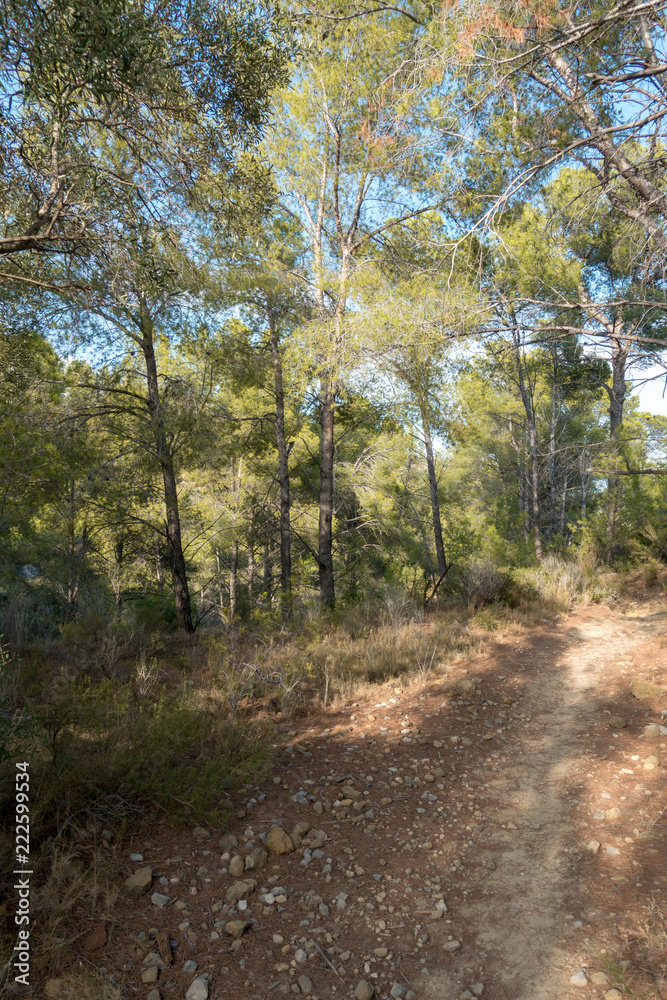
[91,600,667,1000]
[420,605,666,1000]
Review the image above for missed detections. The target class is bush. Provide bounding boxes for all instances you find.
[524,554,584,605]
[643,559,659,584]
[459,558,506,608]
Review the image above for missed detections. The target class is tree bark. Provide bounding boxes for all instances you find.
[264,530,272,605]
[528,422,543,560]
[512,333,543,560]
[139,307,193,632]
[419,399,448,579]
[605,337,629,562]
[247,530,255,606]
[65,509,88,623]
[548,357,559,542]
[230,539,238,619]
[215,546,225,618]
[318,380,336,607]
[268,309,292,611]
[113,536,123,610]
[155,535,164,592]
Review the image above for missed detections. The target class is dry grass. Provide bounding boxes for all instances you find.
[251,600,540,714]
[59,970,123,1000]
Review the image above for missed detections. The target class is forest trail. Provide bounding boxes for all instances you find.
[101,599,667,1000]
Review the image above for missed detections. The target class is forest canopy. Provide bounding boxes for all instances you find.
[2,0,667,639]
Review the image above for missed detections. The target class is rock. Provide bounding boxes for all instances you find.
[124,867,153,898]
[147,991,161,1000]
[644,755,660,770]
[605,845,620,856]
[604,991,622,1000]
[606,807,622,820]
[313,801,324,814]
[355,981,375,1000]
[225,879,256,903]
[335,892,349,910]
[45,981,63,999]
[245,847,268,872]
[225,919,252,938]
[142,951,164,969]
[183,960,198,974]
[193,826,210,840]
[229,855,245,877]
[294,948,307,963]
[130,852,144,861]
[268,826,295,854]
[590,972,609,986]
[630,678,667,700]
[297,974,313,994]
[142,966,159,983]
[151,892,170,908]
[83,922,107,951]
[587,840,601,854]
[390,983,407,998]
[570,969,587,986]
[644,724,661,738]
[157,927,172,965]
[185,977,209,1000]
[471,985,484,996]
[609,716,627,729]
[219,834,238,852]
[443,940,461,952]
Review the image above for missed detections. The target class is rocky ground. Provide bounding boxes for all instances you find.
[49,597,667,1000]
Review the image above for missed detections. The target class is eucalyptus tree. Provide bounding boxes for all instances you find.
[266,10,438,606]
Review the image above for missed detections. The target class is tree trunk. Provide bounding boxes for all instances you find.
[606,337,629,562]
[529,422,543,560]
[318,381,336,607]
[66,510,88,623]
[512,334,543,561]
[579,448,589,519]
[264,530,272,605]
[139,309,193,632]
[268,310,292,611]
[548,362,558,542]
[215,547,225,618]
[247,531,255,606]
[230,539,238,619]
[419,399,448,579]
[154,535,164,592]
[559,469,568,537]
[113,536,123,610]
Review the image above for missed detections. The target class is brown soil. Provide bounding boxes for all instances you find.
[67,596,667,1000]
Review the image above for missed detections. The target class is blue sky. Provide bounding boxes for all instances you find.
[633,363,667,417]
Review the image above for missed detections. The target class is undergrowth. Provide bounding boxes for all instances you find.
[0,554,627,987]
